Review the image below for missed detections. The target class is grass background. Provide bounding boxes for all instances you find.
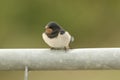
[0,0,120,80]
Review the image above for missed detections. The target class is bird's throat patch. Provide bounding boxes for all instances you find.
[45,28,53,34]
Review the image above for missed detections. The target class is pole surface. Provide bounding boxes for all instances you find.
[0,48,120,70]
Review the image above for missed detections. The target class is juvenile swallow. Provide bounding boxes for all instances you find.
[42,22,74,50]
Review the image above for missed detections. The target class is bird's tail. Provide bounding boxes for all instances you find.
[70,36,74,43]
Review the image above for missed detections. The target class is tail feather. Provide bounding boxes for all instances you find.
[70,36,74,43]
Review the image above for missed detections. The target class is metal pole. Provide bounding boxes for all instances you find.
[24,66,28,80]
[0,48,120,70]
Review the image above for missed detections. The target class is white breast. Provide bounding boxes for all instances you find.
[42,32,71,48]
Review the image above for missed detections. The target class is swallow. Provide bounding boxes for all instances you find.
[42,22,74,50]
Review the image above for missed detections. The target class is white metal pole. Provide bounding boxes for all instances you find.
[0,48,120,70]
[24,66,28,80]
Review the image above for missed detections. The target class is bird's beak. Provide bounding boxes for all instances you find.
[45,27,53,34]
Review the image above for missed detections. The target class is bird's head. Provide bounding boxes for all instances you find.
[44,22,65,38]
[45,22,62,35]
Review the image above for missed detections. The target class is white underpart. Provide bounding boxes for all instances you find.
[42,32,71,48]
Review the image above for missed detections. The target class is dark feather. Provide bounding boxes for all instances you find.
[46,22,65,38]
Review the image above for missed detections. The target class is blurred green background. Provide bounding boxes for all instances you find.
[0,0,120,48]
[0,0,120,80]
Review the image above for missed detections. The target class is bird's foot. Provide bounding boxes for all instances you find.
[50,47,70,51]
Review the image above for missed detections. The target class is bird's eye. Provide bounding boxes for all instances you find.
[49,26,53,29]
